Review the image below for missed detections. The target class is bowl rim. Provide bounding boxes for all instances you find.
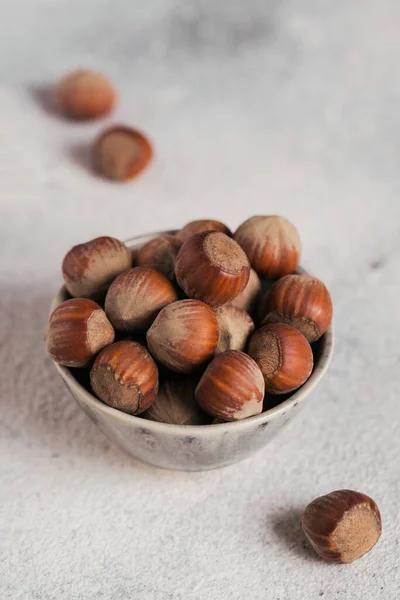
[52,230,335,436]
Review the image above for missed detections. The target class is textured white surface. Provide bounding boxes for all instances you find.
[1,0,400,598]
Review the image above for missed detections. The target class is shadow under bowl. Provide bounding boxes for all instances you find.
[51,231,334,471]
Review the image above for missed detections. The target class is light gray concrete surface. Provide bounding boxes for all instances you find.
[1,1,400,598]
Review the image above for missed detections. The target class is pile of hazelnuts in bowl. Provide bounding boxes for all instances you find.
[46,215,333,425]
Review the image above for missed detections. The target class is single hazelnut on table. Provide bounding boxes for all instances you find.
[214,305,255,354]
[93,126,153,181]
[229,268,261,315]
[234,215,301,279]
[302,490,382,563]
[195,350,265,421]
[248,323,313,394]
[46,298,115,367]
[260,274,333,343]
[146,299,219,373]
[90,341,158,415]
[62,236,132,299]
[143,376,210,425]
[135,235,182,281]
[55,69,116,120]
[176,219,232,244]
[175,231,250,308]
[105,267,178,333]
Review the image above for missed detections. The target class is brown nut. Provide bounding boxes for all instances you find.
[135,235,182,281]
[215,305,255,354]
[175,231,250,308]
[93,126,153,181]
[195,350,265,421]
[62,236,132,299]
[302,490,382,564]
[229,268,261,314]
[105,267,178,333]
[55,70,116,120]
[248,323,313,394]
[146,299,219,373]
[176,219,232,244]
[260,274,333,343]
[90,341,158,414]
[46,298,115,367]
[143,376,209,425]
[234,215,301,279]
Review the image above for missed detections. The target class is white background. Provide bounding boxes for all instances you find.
[1,1,399,598]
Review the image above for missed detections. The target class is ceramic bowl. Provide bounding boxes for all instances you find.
[50,231,334,471]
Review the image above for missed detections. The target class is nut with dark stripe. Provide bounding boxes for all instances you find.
[90,341,158,414]
[260,274,333,343]
[302,490,382,563]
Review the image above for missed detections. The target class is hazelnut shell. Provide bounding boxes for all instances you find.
[175,231,250,308]
[62,236,132,299]
[302,490,382,563]
[135,235,182,281]
[260,274,333,343]
[55,69,116,120]
[229,268,261,314]
[195,350,265,421]
[146,299,219,373]
[143,376,209,425]
[234,215,301,279]
[248,322,313,394]
[105,267,178,333]
[176,219,232,244]
[46,298,115,367]
[215,305,255,354]
[90,341,158,414]
[93,126,153,181]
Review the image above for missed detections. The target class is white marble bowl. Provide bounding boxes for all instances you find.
[51,231,334,471]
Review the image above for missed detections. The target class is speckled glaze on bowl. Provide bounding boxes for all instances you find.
[50,231,334,471]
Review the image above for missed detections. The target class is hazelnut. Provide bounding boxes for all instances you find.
[233,215,301,279]
[143,376,209,425]
[62,236,132,299]
[105,267,178,333]
[248,323,313,394]
[260,274,333,343]
[176,219,232,244]
[175,231,250,308]
[90,341,158,414]
[302,490,382,563]
[46,298,115,367]
[214,305,255,354]
[93,126,153,181]
[195,350,265,421]
[229,268,261,314]
[135,235,182,280]
[146,299,219,373]
[55,69,116,120]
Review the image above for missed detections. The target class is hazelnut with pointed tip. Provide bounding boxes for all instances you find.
[234,215,301,279]
[260,274,333,343]
[176,219,232,244]
[302,490,382,563]
[90,341,158,414]
[62,236,132,299]
[55,69,116,120]
[195,350,265,421]
[146,299,219,373]
[105,267,178,333]
[144,376,210,425]
[46,298,115,367]
[215,305,255,354]
[175,231,250,308]
[135,235,182,280]
[248,323,313,394]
